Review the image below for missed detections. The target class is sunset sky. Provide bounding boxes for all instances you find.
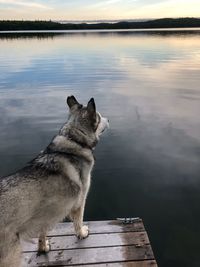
[0,0,200,20]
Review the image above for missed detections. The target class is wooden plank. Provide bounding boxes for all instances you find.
[47,220,144,237]
[23,244,154,266]
[23,231,150,252]
[66,261,157,267]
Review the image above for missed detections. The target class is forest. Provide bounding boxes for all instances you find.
[0,18,200,31]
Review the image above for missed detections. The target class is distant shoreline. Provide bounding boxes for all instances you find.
[0,18,200,31]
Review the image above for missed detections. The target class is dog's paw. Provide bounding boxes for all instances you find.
[38,239,50,255]
[77,225,89,239]
[44,239,50,252]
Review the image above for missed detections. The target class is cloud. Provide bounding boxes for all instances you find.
[87,0,125,9]
[126,0,200,18]
[0,0,53,9]
[0,0,200,20]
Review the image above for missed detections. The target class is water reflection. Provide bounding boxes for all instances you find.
[0,30,200,267]
[1,28,200,39]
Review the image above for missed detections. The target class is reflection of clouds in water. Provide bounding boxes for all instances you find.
[0,53,124,90]
[97,127,200,186]
[0,57,34,80]
[99,95,200,178]
[0,38,60,78]
[1,32,200,83]
[117,50,200,90]
[0,89,68,121]
[0,31,200,177]
[112,52,200,140]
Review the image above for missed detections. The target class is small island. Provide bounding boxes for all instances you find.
[0,17,200,31]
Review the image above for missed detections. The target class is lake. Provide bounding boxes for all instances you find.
[0,29,200,267]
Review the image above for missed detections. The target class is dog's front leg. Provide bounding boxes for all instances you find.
[37,232,50,254]
[70,201,89,239]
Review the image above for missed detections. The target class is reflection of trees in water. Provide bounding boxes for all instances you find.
[0,29,200,41]
[0,33,63,40]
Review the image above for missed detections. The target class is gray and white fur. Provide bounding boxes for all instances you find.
[0,96,109,267]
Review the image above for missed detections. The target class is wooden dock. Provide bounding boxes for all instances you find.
[22,218,157,267]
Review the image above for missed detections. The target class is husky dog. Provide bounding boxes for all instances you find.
[0,96,109,267]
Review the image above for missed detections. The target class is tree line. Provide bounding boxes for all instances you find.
[0,18,200,31]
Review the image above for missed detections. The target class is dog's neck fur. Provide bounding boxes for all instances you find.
[66,126,97,150]
[48,134,94,163]
[59,123,98,149]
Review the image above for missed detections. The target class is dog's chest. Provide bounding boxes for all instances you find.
[80,160,94,185]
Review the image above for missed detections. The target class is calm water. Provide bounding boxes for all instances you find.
[0,30,200,267]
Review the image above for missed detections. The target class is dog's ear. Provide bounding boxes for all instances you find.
[87,98,96,122]
[66,96,82,110]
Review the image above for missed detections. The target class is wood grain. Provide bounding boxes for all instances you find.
[23,231,150,252]
[23,244,154,266]
[47,220,145,237]
[22,219,157,267]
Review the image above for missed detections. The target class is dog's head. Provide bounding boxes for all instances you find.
[64,96,109,148]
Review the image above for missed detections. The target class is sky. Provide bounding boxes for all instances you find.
[0,0,200,20]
